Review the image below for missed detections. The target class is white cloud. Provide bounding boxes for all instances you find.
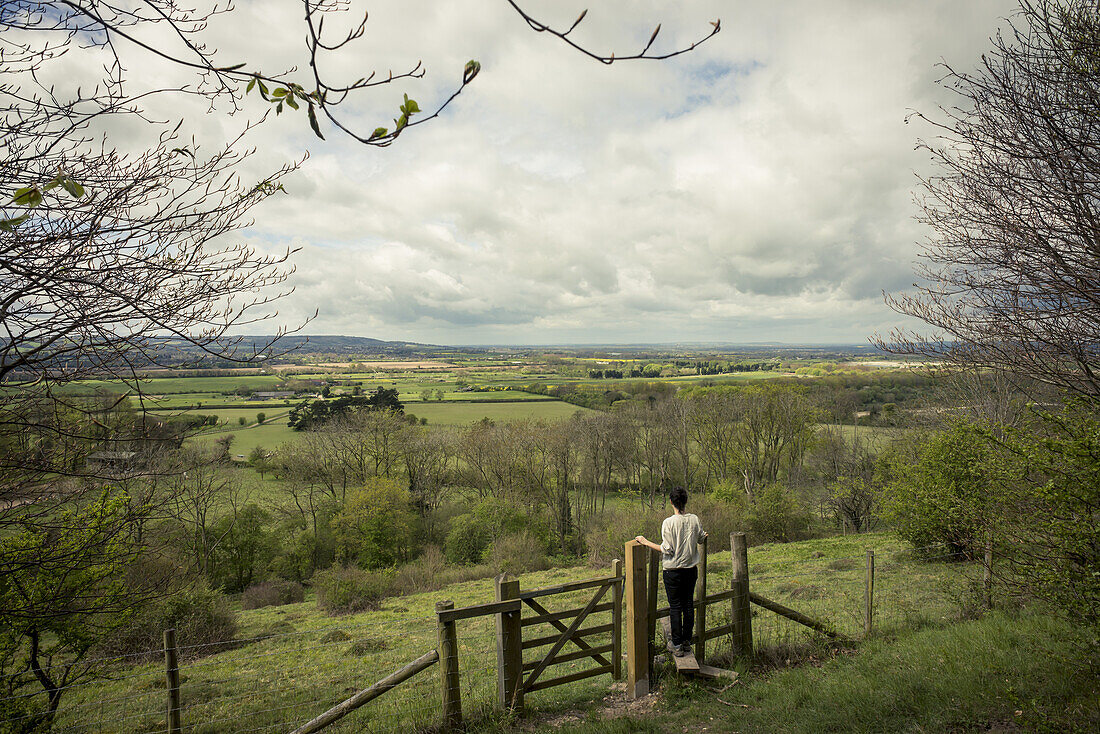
[51,0,1020,344]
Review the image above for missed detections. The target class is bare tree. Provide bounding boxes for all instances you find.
[879,0,1100,399]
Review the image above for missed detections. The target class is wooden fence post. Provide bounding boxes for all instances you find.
[983,535,993,609]
[611,559,623,681]
[696,534,708,662]
[494,575,523,713]
[864,550,875,637]
[730,532,753,659]
[436,600,463,730]
[625,540,649,698]
[163,628,181,734]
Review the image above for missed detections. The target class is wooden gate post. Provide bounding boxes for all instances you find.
[611,559,623,681]
[730,533,753,658]
[864,550,875,637]
[647,547,659,673]
[436,600,463,730]
[163,628,181,734]
[625,540,650,698]
[494,575,523,713]
[696,534,708,662]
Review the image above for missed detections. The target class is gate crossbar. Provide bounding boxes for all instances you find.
[521,596,613,667]
[522,581,611,690]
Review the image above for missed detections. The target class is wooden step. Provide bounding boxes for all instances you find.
[660,617,738,679]
[660,618,699,671]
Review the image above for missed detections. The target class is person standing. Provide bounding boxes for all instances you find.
[635,487,707,656]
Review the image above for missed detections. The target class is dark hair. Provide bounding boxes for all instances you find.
[669,487,688,512]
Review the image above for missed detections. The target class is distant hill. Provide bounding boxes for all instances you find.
[233,335,449,355]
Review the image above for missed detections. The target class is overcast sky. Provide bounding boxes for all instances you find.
[106,0,1019,346]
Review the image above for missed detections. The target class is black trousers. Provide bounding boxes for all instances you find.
[663,566,698,647]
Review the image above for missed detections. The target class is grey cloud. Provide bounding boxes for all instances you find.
[59,0,1019,344]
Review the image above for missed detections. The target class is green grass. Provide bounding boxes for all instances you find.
[545,611,1098,734]
[59,374,288,395]
[188,417,297,457]
[409,401,595,425]
[54,564,626,733]
[47,533,1015,734]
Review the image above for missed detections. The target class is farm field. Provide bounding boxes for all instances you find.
[190,422,296,457]
[409,400,595,425]
[51,533,979,734]
[58,374,288,395]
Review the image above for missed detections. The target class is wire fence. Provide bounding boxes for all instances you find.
[690,540,982,670]
[12,538,990,733]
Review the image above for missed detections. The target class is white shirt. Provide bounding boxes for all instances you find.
[660,513,705,570]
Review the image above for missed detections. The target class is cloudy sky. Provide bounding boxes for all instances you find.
[104,0,1019,345]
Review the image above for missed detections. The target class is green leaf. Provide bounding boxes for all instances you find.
[307,103,325,140]
[276,101,283,115]
[285,95,299,111]
[271,88,288,98]
[369,127,387,140]
[394,114,407,131]
[463,59,481,84]
[43,179,60,192]
[61,178,85,198]
[12,187,42,207]
[247,77,256,93]
[406,98,420,114]
[258,79,270,100]
[0,214,30,231]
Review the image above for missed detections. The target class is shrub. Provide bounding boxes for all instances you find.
[443,500,544,566]
[486,530,550,575]
[747,485,812,543]
[692,493,747,548]
[583,502,666,565]
[444,512,493,565]
[211,504,274,592]
[391,545,495,594]
[102,584,238,659]
[331,478,416,569]
[240,580,305,610]
[881,422,995,557]
[313,565,392,615]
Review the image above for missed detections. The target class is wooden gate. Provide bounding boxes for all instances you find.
[493,562,623,712]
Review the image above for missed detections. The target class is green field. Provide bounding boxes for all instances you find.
[49,533,989,733]
[190,418,297,457]
[409,401,595,425]
[59,375,288,395]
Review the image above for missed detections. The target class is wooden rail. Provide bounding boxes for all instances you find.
[748,592,846,639]
[436,598,521,623]
[519,601,615,627]
[288,650,439,734]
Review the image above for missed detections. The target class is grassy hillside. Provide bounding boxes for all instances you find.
[49,533,1012,734]
[544,611,1098,734]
